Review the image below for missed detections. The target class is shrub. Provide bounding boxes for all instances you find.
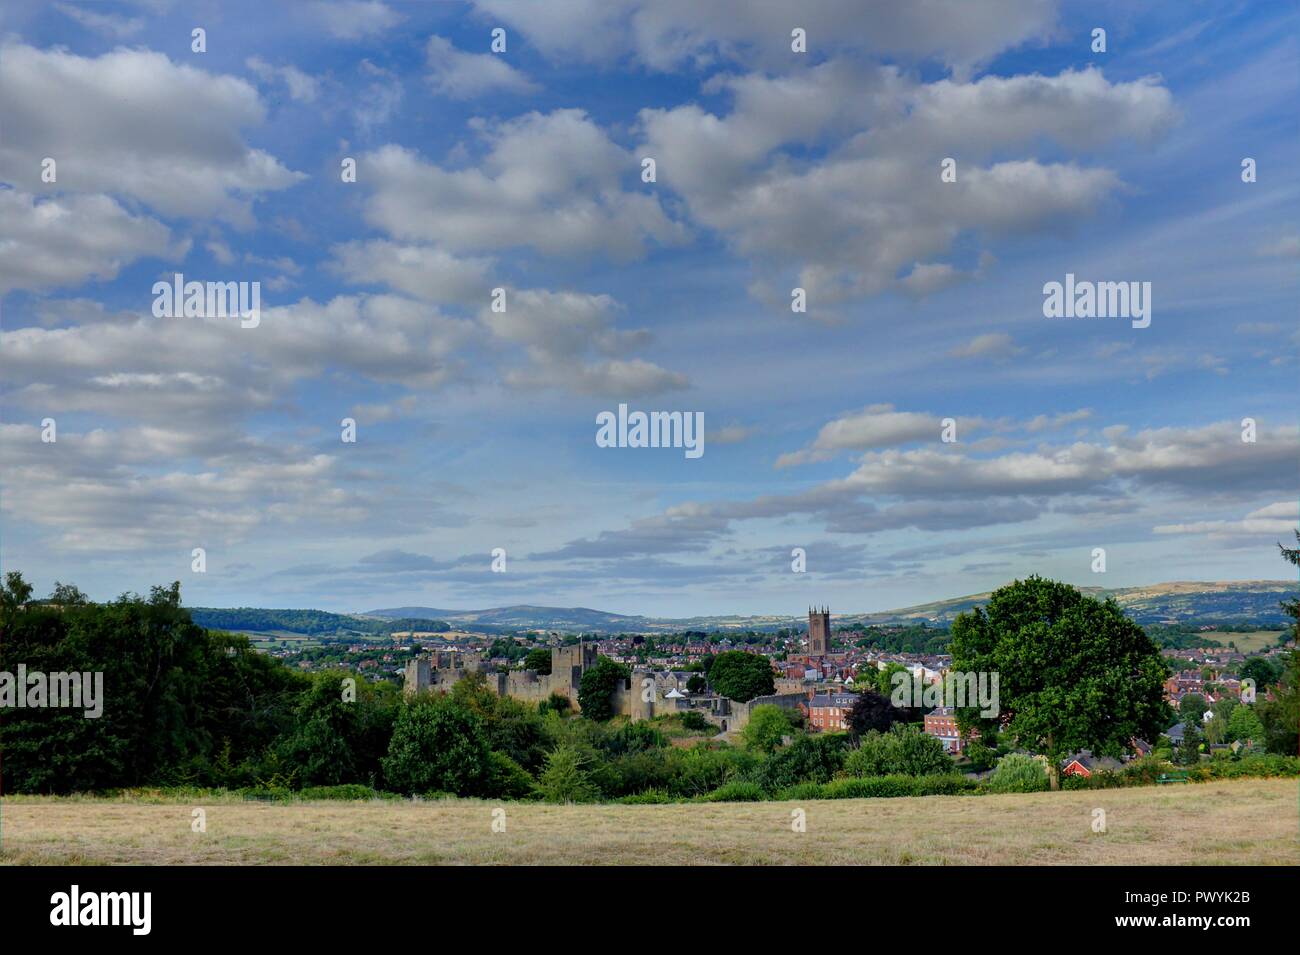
[665,744,755,797]
[679,710,709,732]
[756,734,849,791]
[617,789,674,804]
[483,751,536,800]
[741,705,794,754]
[699,781,767,802]
[776,781,828,801]
[843,725,953,777]
[297,783,383,801]
[985,753,1049,793]
[382,695,491,796]
[537,745,599,803]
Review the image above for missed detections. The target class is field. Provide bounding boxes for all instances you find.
[2,778,1296,865]
[1196,630,1287,654]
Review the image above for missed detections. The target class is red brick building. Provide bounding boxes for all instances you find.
[922,706,977,755]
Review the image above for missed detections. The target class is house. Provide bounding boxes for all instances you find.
[1165,722,1186,745]
[804,692,856,731]
[1061,750,1123,778]
[922,706,977,755]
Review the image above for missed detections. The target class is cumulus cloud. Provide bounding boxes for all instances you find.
[0,191,178,294]
[639,63,1174,306]
[1,294,474,424]
[426,35,539,98]
[360,111,687,259]
[776,405,979,467]
[329,240,494,304]
[480,288,688,396]
[948,332,1026,360]
[0,44,304,222]
[310,0,402,39]
[470,0,1059,73]
[246,56,321,103]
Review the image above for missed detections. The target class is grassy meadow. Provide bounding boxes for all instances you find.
[2,778,1296,866]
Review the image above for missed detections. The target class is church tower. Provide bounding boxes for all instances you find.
[808,606,830,657]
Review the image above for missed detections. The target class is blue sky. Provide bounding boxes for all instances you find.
[0,0,1296,616]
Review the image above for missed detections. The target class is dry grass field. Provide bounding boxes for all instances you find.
[2,778,1296,865]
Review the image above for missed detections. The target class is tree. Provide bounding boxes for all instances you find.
[686,673,707,694]
[757,733,849,790]
[577,656,629,721]
[963,738,996,772]
[1178,693,1208,724]
[1240,656,1283,690]
[1176,721,1204,766]
[1226,705,1264,746]
[1259,531,1300,756]
[537,744,599,803]
[47,582,88,605]
[707,651,775,703]
[523,648,552,674]
[949,576,1171,789]
[844,690,896,738]
[843,725,952,777]
[382,695,490,795]
[985,753,1049,793]
[741,704,792,753]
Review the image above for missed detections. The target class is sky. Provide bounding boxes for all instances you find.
[0,0,1297,617]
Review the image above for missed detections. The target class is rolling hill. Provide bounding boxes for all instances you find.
[361,580,1297,634]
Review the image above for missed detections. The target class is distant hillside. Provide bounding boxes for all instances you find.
[845,580,1297,627]
[363,581,1296,633]
[191,607,450,638]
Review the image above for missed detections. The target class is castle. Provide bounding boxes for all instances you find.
[404,641,653,720]
[402,638,805,731]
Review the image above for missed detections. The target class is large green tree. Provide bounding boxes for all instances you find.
[381,694,491,795]
[741,704,793,753]
[949,576,1171,789]
[707,650,775,703]
[1259,531,1300,755]
[0,573,305,793]
[576,655,630,721]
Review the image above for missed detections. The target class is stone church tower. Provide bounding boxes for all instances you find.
[808,606,830,656]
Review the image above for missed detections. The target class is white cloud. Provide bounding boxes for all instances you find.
[310,0,402,39]
[948,332,1025,360]
[0,191,178,294]
[0,44,304,222]
[639,64,1172,306]
[360,111,687,259]
[426,35,539,98]
[54,2,144,37]
[329,240,493,304]
[479,288,688,396]
[470,0,1059,73]
[246,56,320,103]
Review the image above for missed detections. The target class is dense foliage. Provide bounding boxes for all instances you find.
[5,570,1296,806]
[706,650,775,702]
[188,606,449,637]
[950,576,1172,787]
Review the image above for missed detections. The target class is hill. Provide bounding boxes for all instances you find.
[361,580,1296,634]
[189,607,450,638]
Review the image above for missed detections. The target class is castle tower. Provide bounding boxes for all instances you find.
[808,606,830,657]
